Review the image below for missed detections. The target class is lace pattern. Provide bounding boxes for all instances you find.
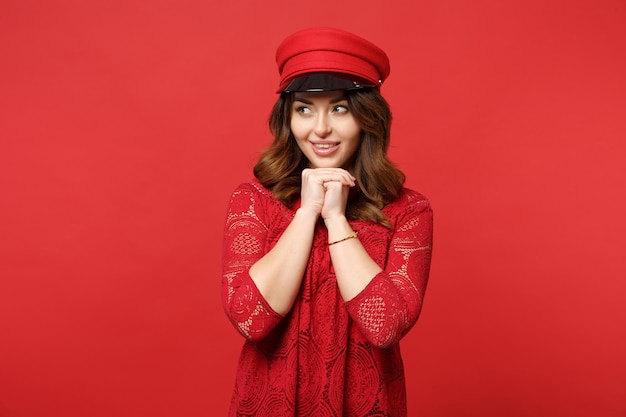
[222,179,433,416]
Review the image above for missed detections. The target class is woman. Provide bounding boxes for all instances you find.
[222,27,433,417]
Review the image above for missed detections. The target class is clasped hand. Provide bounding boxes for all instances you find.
[300,168,356,220]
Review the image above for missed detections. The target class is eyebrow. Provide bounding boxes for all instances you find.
[294,95,348,105]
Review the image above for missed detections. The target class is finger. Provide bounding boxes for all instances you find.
[305,167,354,178]
[306,170,355,186]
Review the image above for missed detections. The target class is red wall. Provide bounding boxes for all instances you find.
[1,1,625,416]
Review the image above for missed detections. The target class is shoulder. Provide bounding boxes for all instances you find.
[227,178,292,219]
[401,187,430,205]
[381,187,433,229]
[384,188,433,237]
[386,187,432,214]
[230,178,273,198]
[227,178,278,208]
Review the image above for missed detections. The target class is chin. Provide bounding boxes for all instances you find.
[311,161,342,169]
[309,157,347,169]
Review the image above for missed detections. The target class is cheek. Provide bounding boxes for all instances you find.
[341,116,361,139]
[343,123,362,143]
[289,119,306,141]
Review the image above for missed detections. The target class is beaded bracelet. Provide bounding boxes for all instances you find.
[328,232,358,246]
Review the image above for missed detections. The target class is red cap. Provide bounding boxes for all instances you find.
[276,27,390,92]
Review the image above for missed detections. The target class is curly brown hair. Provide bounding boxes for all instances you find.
[253,88,405,228]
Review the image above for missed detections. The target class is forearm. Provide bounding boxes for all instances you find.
[344,273,417,347]
[339,197,433,347]
[325,215,382,301]
[249,207,319,315]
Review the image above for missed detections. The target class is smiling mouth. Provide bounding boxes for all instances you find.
[312,142,338,149]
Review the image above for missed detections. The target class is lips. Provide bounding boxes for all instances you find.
[311,141,339,155]
[313,143,335,149]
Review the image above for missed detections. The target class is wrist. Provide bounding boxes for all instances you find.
[296,207,320,220]
[328,231,358,246]
[324,214,354,243]
[322,214,348,227]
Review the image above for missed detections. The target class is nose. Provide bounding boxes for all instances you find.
[313,113,332,137]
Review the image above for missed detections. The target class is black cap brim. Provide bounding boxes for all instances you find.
[279,72,376,93]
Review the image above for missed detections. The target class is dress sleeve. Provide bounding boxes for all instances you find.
[344,193,433,348]
[221,183,284,341]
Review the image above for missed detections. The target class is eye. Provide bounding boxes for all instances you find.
[295,106,312,115]
[332,104,349,113]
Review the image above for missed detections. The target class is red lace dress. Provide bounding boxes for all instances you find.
[222,179,433,417]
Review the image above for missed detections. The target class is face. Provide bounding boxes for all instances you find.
[290,91,362,169]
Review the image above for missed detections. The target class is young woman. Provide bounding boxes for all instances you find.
[222,27,433,417]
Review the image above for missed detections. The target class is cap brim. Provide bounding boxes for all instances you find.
[278,73,376,93]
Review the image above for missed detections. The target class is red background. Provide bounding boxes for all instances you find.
[1,0,625,416]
